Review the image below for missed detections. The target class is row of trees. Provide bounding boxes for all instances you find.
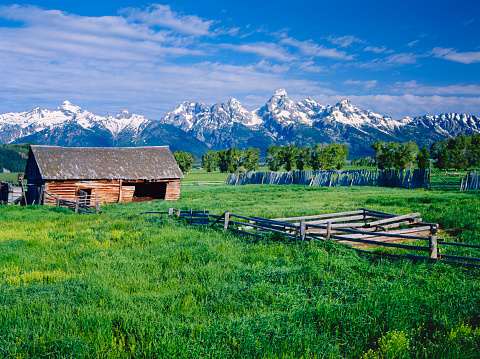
[370,141,419,170]
[201,147,261,173]
[192,143,349,174]
[266,143,349,171]
[429,133,480,170]
[175,133,480,174]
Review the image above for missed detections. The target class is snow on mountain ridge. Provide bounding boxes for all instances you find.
[0,101,148,141]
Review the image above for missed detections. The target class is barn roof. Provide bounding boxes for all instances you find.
[29,145,183,180]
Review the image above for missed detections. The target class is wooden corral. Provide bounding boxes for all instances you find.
[25,146,183,206]
[268,208,437,247]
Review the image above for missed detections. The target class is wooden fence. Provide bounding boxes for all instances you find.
[463,170,480,190]
[227,169,429,189]
[141,207,480,268]
[43,190,100,214]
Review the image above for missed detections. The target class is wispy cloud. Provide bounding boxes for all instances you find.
[326,35,365,47]
[407,40,419,47]
[120,4,214,37]
[364,46,390,53]
[393,81,480,95]
[431,47,480,64]
[280,37,354,60]
[344,80,378,90]
[219,42,295,62]
[359,53,419,68]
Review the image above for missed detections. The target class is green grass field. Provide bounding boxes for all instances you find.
[1,179,480,357]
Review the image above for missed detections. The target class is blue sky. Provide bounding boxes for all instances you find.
[0,0,479,119]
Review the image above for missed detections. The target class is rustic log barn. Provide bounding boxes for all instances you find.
[25,145,183,205]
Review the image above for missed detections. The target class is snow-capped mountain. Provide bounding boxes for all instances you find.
[158,89,480,155]
[0,101,209,156]
[1,90,479,158]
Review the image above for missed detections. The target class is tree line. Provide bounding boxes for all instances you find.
[173,143,349,173]
[173,133,480,174]
[428,133,480,170]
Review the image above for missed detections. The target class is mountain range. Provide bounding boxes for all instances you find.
[1,89,479,158]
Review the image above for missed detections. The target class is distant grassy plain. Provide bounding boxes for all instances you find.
[1,173,480,357]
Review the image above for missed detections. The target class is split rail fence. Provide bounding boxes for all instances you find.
[141,207,480,268]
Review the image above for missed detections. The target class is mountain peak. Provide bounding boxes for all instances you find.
[338,98,353,106]
[273,88,288,97]
[56,101,82,114]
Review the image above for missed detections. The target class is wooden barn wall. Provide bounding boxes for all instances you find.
[44,179,181,205]
[165,179,181,201]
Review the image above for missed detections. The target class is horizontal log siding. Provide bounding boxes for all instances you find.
[165,180,181,201]
[44,180,123,205]
[44,179,181,205]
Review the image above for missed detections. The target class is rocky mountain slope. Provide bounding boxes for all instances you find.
[1,90,479,157]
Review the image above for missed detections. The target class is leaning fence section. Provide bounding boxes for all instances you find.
[141,207,480,268]
[464,170,480,190]
[227,169,429,189]
[43,190,100,214]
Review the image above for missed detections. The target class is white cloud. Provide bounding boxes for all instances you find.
[364,46,388,53]
[431,47,480,64]
[280,37,354,60]
[393,81,480,95]
[219,42,295,62]
[120,4,214,37]
[326,35,365,47]
[359,53,419,68]
[344,80,378,90]
[407,40,419,47]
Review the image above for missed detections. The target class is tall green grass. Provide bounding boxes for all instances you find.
[1,185,480,358]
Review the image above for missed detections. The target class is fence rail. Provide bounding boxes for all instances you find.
[141,207,480,268]
[43,190,100,214]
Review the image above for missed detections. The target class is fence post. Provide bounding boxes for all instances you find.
[429,235,438,260]
[168,208,174,216]
[177,209,181,218]
[56,197,60,207]
[96,201,99,214]
[300,221,306,241]
[326,222,332,241]
[75,197,80,213]
[223,211,230,230]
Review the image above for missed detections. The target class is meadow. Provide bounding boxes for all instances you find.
[0,179,479,358]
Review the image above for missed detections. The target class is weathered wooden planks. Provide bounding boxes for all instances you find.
[227,169,430,189]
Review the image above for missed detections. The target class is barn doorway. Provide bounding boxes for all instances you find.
[78,188,92,206]
[131,182,167,202]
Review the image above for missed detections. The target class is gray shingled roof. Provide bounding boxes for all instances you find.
[30,145,183,180]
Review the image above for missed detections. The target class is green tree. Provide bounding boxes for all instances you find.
[324,143,349,170]
[217,149,229,173]
[266,145,282,171]
[447,135,470,170]
[295,146,311,170]
[201,150,219,172]
[172,150,197,174]
[227,147,244,173]
[394,141,418,169]
[279,144,298,171]
[371,141,398,169]
[416,146,430,169]
[351,158,358,167]
[467,133,480,167]
[242,147,260,171]
[310,143,328,170]
[430,141,450,170]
